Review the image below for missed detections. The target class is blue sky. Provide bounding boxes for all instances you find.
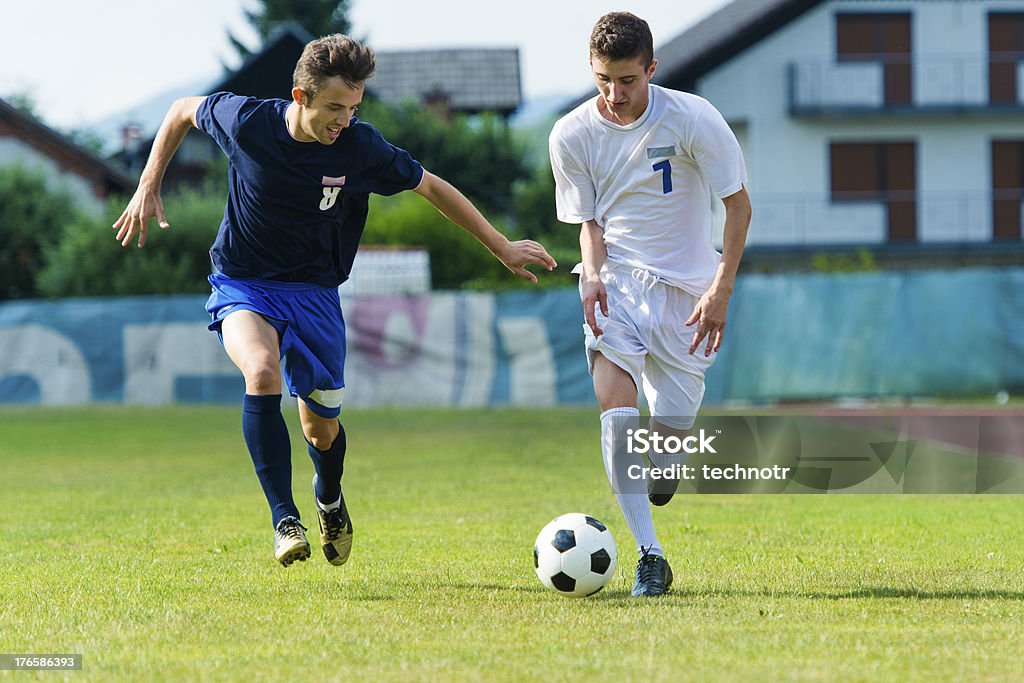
[0,0,730,130]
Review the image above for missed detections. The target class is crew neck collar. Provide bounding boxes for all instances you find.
[593,85,655,131]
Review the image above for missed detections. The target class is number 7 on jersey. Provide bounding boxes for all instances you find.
[652,160,673,194]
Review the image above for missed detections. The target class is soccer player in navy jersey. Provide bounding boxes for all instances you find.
[114,35,556,567]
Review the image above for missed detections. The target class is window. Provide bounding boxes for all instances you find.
[836,13,912,105]
[831,142,917,242]
[992,140,1024,240]
[988,13,1024,104]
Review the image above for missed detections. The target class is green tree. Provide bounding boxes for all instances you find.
[64,128,107,155]
[361,192,506,290]
[0,166,74,300]
[359,99,529,216]
[5,92,37,118]
[510,161,579,274]
[361,191,574,291]
[229,0,353,61]
[512,160,558,239]
[38,184,226,298]
[810,248,878,273]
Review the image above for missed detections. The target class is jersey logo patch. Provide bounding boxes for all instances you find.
[321,175,347,187]
[646,146,677,159]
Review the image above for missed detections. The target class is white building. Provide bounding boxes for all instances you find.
[654,0,1024,253]
[0,98,133,215]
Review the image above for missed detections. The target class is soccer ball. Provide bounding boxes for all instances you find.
[533,513,618,597]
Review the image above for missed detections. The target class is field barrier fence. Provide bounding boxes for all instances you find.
[0,267,1021,408]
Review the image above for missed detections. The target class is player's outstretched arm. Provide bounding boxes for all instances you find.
[686,186,752,356]
[413,170,557,282]
[113,96,206,248]
[580,220,609,337]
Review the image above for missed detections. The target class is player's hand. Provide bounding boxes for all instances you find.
[581,276,608,337]
[113,182,170,248]
[686,286,731,356]
[495,239,557,283]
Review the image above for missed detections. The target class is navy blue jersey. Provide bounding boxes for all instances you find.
[195,91,424,286]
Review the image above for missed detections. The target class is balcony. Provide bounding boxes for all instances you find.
[725,191,1022,247]
[789,54,1024,116]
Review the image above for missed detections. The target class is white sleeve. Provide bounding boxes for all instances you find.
[688,101,748,199]
[549,125,595,224]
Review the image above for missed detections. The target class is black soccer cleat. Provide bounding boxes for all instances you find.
[647,474,681,507]
[631,547,673,597]
[644,451,682,506]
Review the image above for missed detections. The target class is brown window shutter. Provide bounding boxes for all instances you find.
[831,141,916,242]
[837,13,912,105]
[989,14,1024,104]
[837,14,878,60]
[881,16,912,104]
[831,143,882,200]
[884,143,917,241]
[885,143,916,194]
[992,140,1023,239]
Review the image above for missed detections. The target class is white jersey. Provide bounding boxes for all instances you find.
[549,84,747,296]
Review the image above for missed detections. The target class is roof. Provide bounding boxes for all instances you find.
[211,25,523,114]
[0,97,135,193]
[212,22,314,100]
[370,48,522,114]
[654,0,824,90]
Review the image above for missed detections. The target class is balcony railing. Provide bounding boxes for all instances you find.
[789,53,1024,114]
[717,191,1022,246]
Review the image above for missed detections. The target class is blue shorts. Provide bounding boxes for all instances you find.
[206,273,346,418]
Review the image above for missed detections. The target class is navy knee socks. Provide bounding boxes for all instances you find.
[241,393,298,527]
[308,423,347,505]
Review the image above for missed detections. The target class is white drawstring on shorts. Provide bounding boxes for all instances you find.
[631,267,659,290]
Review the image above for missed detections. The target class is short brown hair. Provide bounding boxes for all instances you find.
[293,34,376,99]
[589,12,654,67]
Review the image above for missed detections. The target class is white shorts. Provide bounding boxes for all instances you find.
[579,262,717,429]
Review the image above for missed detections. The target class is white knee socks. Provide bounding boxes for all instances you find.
[600,407,663,557]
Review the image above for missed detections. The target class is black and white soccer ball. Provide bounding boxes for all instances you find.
[533,513,618,597]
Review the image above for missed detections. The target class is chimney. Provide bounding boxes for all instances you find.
[121,123,142,155]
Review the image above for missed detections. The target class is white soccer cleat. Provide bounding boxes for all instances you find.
[273,516,311,567]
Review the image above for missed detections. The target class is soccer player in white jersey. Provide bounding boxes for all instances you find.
[549,12,751,597]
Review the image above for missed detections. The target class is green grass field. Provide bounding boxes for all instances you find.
[2,406,1024,681]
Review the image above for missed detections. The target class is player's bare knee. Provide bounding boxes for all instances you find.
[593,354,637,411]
[304,421,339,451]
[306,432,331,451]
[243,361,281,394]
